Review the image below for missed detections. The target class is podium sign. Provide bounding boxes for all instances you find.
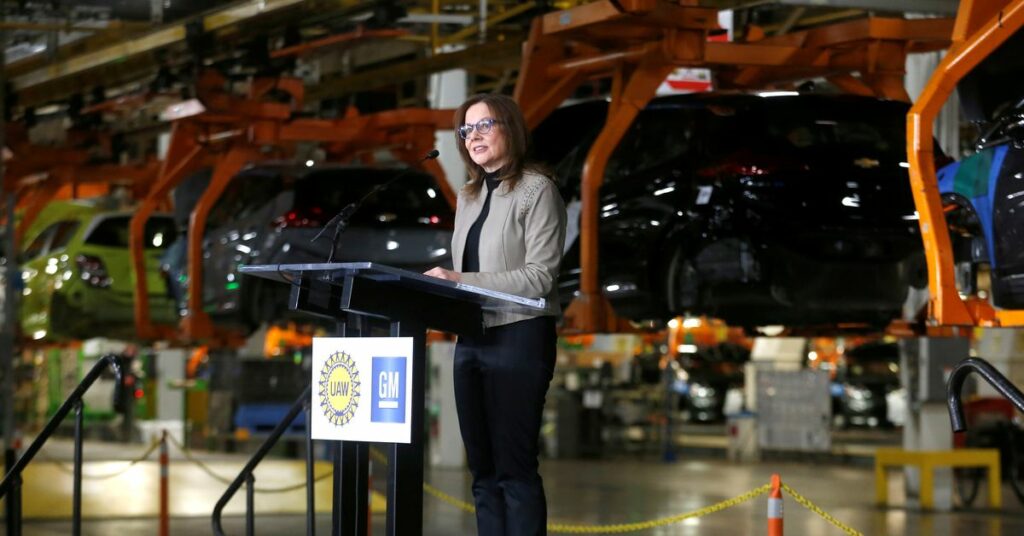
[312,337,415,443]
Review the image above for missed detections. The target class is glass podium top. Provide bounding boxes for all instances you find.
[239,262,547,315]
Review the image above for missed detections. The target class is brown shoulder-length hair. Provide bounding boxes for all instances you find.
[454,93,536,197]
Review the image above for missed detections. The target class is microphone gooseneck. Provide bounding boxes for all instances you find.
[312,149,441,263]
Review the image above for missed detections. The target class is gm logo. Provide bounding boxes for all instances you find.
[371,357,407,423]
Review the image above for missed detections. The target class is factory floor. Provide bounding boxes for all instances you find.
[7,435,1024,535]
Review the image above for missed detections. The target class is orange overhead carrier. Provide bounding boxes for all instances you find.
[2,123,161,249]
[907,0,1024,329]
[513,0,953,333]
[130,69,456,344]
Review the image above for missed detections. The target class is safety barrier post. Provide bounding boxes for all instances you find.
[160,430,169,536]
[768,474,783,536]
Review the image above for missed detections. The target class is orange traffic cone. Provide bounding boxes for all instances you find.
[768,473,783,536]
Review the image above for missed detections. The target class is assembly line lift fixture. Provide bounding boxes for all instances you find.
[907,0,1024,329]
[128,69,456,345]
[513,0,953,333]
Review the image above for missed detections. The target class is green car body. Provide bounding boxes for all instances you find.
[19,200,178,341]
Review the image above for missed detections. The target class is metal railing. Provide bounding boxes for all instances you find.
[0,353,124,536]
[947,357,1024,432]
[212,385,315,536]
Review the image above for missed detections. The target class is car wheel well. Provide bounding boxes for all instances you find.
[941,193,988,296]
[664,244,700,316]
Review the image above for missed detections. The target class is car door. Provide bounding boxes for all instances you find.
[991,126,1024,308]
[203,169,288,316]
[599,105,697,317]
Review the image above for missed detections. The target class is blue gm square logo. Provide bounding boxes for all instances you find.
[371,357,407,423]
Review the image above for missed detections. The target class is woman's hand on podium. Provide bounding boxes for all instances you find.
[424,267,462,283]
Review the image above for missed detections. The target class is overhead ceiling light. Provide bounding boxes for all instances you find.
[757,91,799,98]
[160,99,206,121]
[399,14,473,24]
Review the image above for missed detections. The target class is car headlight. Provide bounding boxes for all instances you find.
[844,386,871,400]
[692,383,717,398]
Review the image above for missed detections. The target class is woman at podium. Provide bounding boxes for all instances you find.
[424,93,567,536]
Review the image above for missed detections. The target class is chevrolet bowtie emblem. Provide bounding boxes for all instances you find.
[853,157,880,169]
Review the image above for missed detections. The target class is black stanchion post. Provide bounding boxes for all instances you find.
[5,448,17,536]
[10,473,21,536]
[246,473,255,536]
[73,400,84,536]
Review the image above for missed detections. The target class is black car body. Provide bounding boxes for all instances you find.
[532,92,928,329]
[167,164,454,331]
[679,342,749,423]
[831,341,900,428]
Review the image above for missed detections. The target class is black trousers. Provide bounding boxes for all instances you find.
[454,315,557,536]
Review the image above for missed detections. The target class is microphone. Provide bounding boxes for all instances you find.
[312,149,441,262]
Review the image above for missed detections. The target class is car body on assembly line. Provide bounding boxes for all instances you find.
[20,200,178,341]
[831,340,901,428]
[532,92,930,330]
[164,164,454,333]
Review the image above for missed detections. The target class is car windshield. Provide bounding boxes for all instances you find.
[848,359,898,378]
[85,215,177,249]
[695,98,908,161]
[844,342,900,383]
[294,168,452,226]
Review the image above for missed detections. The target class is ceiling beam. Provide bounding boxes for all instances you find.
[307,39,522,101]
[778,0,959,15]
[10,0,310,99]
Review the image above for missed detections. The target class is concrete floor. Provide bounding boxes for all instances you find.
[7,437,1024,535]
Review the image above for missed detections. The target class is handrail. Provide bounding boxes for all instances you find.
[0,353,123,536]
[946,357,1024,432]
[212,384,314,536]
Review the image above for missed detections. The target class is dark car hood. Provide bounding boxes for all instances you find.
[721,145,918,226]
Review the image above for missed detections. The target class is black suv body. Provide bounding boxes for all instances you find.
[533,92,927,329]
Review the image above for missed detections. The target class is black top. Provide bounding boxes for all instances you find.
[462,171,502,273]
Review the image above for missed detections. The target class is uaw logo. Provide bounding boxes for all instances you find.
[371,357,407,423]
[318,351,361,427]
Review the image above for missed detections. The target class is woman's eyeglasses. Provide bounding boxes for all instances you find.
[458,118,500,139]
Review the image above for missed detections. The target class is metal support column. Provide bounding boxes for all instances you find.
[386,320,426,536]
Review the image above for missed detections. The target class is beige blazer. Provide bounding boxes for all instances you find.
[451,169,567,328]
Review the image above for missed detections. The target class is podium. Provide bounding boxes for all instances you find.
[240,262,545,536]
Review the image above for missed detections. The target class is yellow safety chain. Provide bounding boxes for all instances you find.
[424,481,771,534]
[197,445,859,534]
[547,484,771,534]
[165,441,865,533]
[379,447,776,534]
[423,482,475,512]
[165,434,333,493]
[38,437,162,480]
[781,483,863,536]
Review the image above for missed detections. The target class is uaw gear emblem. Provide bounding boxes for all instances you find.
[319,351,361,426]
